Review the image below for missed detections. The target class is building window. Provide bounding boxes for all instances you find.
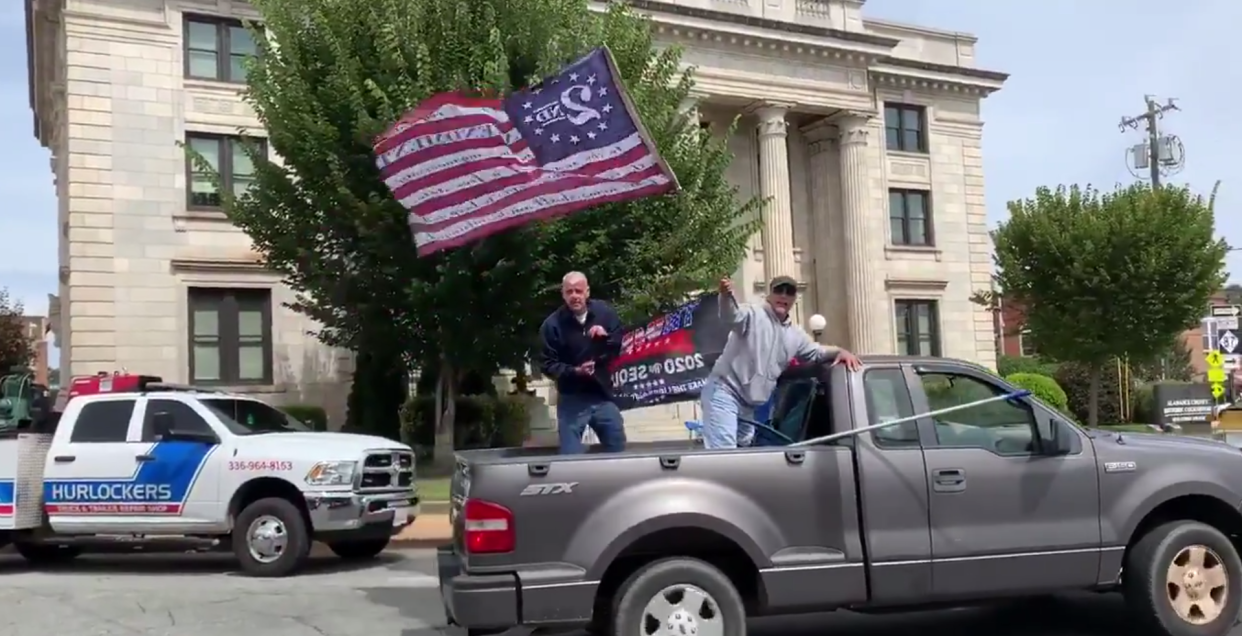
[188,288,273,385]
[884,104,927,153]
[895,299,941,357]
[889,189,932,246]
[185,134,265,209]
[184,15,260,83]
[1019,328,1038,357]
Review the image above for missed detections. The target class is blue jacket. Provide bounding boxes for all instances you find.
[540,299,624,400]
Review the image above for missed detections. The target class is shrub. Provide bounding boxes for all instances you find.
[1130,382,1155,424]
[997,355,1060,378]
[281,405,328,431]
[1004,373,1068,412]
[401,394,531,457]
[1054,360,1132,425]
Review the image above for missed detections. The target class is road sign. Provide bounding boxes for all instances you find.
[1227,354,1242,371]
[1219,317,1240,331]
[1212,305,1241,318]
[1220,330,1240,355]
[1207,349,1228,403]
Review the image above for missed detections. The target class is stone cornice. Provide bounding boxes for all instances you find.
[624,0,1007,96]
[170,257,271,274]
[871,61,1006,97]
[627,0,899,53]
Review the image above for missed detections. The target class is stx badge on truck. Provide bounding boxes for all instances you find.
[520,482,579,496]
[1103,461,1137,473]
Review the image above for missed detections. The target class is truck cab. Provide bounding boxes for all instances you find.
[0,374,419,577]
[441,356,1242,636]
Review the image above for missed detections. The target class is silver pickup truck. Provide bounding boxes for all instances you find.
[438,355,1242,636]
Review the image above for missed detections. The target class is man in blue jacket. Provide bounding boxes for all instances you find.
[540,271,626,454]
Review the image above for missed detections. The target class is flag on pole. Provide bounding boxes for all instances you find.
[374,47,680,257]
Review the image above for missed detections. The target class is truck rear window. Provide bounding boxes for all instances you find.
[863,368,918,447]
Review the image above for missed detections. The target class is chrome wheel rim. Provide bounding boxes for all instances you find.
[246,514,288,564]
[1166,544,1229,624]
[639,583,723,636]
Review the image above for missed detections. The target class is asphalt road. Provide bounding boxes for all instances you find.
[0,549,1236,636]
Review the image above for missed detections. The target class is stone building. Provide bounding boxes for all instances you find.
[26,0,1006,431]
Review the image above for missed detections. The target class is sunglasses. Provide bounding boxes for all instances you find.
[771,284,798,296]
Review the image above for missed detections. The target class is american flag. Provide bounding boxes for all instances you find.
[373,47,680,256]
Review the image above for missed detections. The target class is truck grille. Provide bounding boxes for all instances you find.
[356,450,416,492]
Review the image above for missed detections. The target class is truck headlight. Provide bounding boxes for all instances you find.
[305,461,357,486]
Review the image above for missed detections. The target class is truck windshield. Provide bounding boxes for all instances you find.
[201,398,311,435]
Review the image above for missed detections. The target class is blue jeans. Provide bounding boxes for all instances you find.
[557,393,626,454]
[700,377,755,449]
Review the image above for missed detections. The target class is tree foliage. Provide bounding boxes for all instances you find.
[0,289,32,375]
[204,0,760,437]
[992,183,1227,424]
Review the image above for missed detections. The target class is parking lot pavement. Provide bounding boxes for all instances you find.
[3,548,1240,636]
[0,548,444,636]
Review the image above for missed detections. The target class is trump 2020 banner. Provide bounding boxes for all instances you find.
[609,293,730,410]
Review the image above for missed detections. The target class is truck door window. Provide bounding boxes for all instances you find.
[70,400,136,443]
[919,372,1036,455]
[863,368,918,447]
[142,400,215,442]
[200,398,309,435]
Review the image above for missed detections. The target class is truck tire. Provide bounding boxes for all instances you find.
[611,558,745,636]
[328,538,390,560]
[15,542,81,565]
[233,497,311,578]
[1124,520,1242,636]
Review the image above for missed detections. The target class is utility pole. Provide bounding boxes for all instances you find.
[1120,96,1182,187]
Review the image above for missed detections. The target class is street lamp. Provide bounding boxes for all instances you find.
[808,314,827,341]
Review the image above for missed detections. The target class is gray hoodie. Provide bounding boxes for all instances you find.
[708,298,840,405]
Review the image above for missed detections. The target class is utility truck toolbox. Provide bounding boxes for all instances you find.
[0,370,420,577]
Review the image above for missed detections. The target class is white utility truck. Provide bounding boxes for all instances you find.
[0,373,419,577]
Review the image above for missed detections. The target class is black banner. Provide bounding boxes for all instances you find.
[609,293,730,410]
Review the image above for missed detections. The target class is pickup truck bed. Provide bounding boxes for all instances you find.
[440,356,1242,636]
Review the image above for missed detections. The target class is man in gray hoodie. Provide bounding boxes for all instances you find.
[700,275,863,448]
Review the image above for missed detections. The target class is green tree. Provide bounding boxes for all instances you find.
[202,0,759,460]
[1129,336,1194,383]
[992,183,1226,426]
[0,289,32,375]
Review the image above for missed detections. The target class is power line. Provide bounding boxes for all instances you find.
[1119,95,1184,187]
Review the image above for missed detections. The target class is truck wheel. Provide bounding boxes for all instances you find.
[1124,520,1242,636]
[15,542,81,565]
[612,558,745,636]
[232,497,311,578]
[328,538,390,560]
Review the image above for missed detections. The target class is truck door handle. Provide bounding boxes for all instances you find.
[53,455,75,463]
[932,468,966,493]
[135,454,155,462]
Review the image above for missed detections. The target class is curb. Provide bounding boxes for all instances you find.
[0,506,457,554]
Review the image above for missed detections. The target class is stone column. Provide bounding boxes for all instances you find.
[837,114,882,353]
[679,96,701,131]
[800,119,846,345]
[754,104,797,284]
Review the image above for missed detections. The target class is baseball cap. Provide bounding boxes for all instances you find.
[769,275,798,293]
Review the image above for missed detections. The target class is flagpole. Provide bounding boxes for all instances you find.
[789,390,1031,447]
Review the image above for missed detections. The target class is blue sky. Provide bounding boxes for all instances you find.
[0,1,1239,371]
